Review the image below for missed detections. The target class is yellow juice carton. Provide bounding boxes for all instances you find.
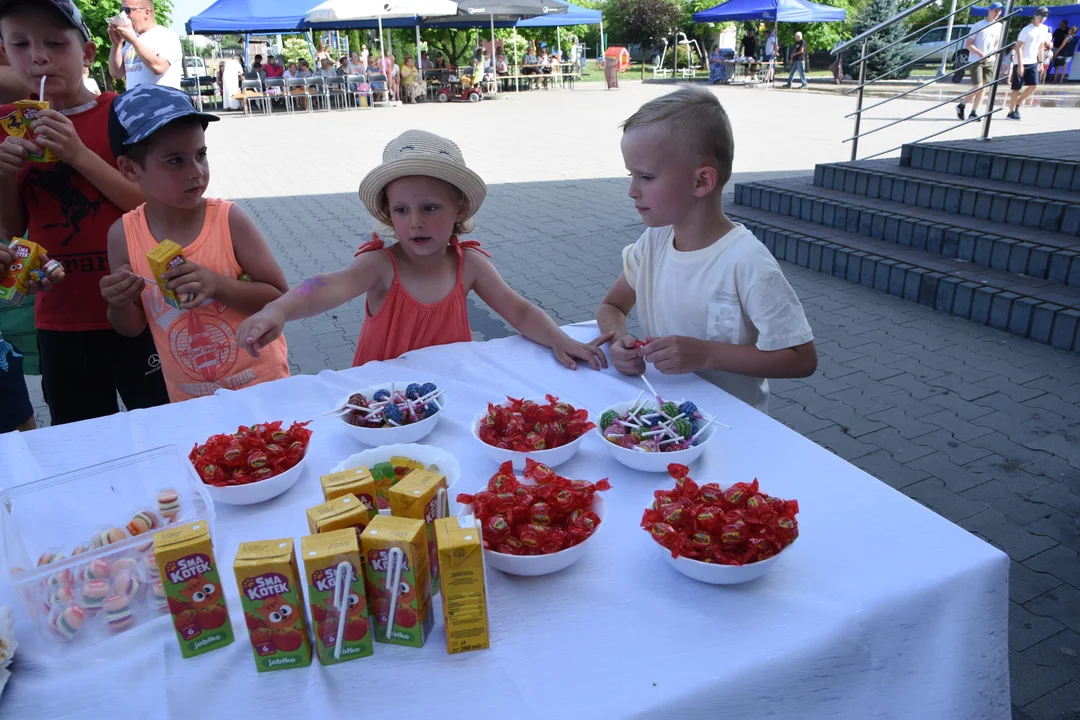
[435,515,490,654]
[153,521,234,659]
[320,467,378,514]
[146,240,187,310]
[370,456,425,509]
[389,469,448,591]
[306,494,372,546]
[0,239,43,305]
[360,515,433,648]
[0,100,56,162]
[300,529,374,665]
[234,538,312,672]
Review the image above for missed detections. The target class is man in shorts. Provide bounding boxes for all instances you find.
[1007,6,1052,120]
[957,2,1004,120]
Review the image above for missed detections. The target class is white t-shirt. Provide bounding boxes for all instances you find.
[123,25,182,89]
[968,19,1002,58]
[622,224,814,413]
[765,35,778,57]
[1016,22,1052,64]
[83,76,100,94]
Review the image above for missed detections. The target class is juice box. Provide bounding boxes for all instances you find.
[360,515,433,648]
[300,529,374,665]
[306,494,372,545]
[0,239,44,306]
[146,240,187,310]
[370,456,424,509]
[388,469,448,591]
[153,521,234,659]
[0,100,56,162]
[435,515,490,654]
[320,467,378,514]
[234,538,312,672]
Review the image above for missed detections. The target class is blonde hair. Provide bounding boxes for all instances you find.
[621,85,734,190]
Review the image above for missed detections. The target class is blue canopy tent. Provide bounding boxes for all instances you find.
[692,0,846,23]
[517,3,601,60]
[187,0,312,33]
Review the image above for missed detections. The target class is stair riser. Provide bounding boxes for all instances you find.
[733,216,1080,354]
[900,144,1080,192]
[812,164,1080,237]
[733,183,1080,289]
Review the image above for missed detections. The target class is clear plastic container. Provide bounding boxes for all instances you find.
[0,446,215,655]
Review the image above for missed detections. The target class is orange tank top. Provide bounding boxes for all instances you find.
[352,235,487,367]
[126,198,290,402]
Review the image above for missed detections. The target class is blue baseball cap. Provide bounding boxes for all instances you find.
[109,85,218,157]
[0,0,91,41]
[987,2,1004,10]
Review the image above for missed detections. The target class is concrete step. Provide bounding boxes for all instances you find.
[815,159,1080,237]
[900,131,1080,191]
[728,204,1080,353]
[733,177,1080,288]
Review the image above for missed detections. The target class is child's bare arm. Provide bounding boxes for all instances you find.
[32,111,145,212]
[0,136,32,239]
[469,252,611,370]
[100,219,149,337]
[597,273,646,376]
[236,251,385,358]
[641,336,818,378]
[163,205,287,314]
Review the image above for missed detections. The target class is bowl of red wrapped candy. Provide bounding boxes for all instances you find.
[457,459,610,576]
[472,395,593,471]
[334,381,446,446]
[596,398,717,472]
[642,464,798,585]
[189,420,313,506]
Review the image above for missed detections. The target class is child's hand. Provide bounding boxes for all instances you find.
[551,331,614,371]
[610,334,646,376]
[164,261,220,310]
[0,244,11,267]
[0,136,37,178]
[100,264,146,307]
[31,110,87,165]
[641,335,710,375]
[237,307,286,359]
[28,253,65,292]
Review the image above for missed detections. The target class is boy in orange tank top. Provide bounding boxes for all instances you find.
[99,85,291,402]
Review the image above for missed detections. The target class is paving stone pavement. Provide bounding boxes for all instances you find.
[21,82,1080,718]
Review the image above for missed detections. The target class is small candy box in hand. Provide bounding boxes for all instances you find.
[1,239,61,305]
[153,521,234,659]
[234,538,313,672]
[360,515,433,648]
[301,529,374,665]
[388,469,448,592]
[146,240,187,310]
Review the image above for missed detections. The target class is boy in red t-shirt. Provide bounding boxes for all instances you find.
[0,0,169,425]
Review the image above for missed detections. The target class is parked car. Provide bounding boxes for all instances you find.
[183,56,207,78]
[910,24,975,66]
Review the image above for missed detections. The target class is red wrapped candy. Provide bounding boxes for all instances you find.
[476,395,596,453]
[456,460,611,555]
[189,420,312,487]
[641,463,799,565]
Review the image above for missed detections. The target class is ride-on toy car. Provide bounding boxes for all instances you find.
[436,71,483,103]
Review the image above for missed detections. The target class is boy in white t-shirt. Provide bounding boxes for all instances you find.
[596,86,817,413]
[1007,7,1052,120]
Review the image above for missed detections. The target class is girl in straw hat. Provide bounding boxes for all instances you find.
[237,130,613,369]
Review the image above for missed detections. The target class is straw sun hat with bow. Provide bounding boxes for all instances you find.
[358,130,488,231]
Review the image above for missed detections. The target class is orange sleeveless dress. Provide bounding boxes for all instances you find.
[126,198,290,402]
[352,236,488,366]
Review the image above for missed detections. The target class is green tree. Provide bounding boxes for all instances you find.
[282,37,313,64]
[604,0,683,76]
[74,0,175,74]
[842,0,913,79]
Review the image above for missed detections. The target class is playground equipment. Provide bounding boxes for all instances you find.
[655,33,705,78]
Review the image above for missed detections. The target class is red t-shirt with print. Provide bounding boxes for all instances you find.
[1,92,121,331]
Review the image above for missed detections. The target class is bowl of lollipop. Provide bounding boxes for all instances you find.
[594,393,721,472]
[331,381,446,446]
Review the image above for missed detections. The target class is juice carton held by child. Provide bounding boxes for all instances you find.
[360,515,433,648]
[145,239,187,310]
[301,529,374,665]
[435,515,490,654]
[388,468,448,590]
[153,521,234,659]
[234,538,312,672]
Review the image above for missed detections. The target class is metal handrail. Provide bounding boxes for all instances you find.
[859,107,1005,161]
[845,9,1019,94]
[844,41,1014,117]
[856,0,982,68]
[832,0,939,55]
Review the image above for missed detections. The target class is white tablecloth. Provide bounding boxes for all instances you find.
[0,325,1009,720]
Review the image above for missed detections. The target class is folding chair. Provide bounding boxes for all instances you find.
[285,77,308,112]
[368,73,390,106]
[240,79,270,115]
[346,74,373,109]
[180,76,203,111]
[424,70,444,101]
[304,77,329,111]
[263,77,287,113]
[325,76,348,110]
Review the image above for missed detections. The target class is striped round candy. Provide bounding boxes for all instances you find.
[674,418,694,439]
[678,401,698,418]
[372,389,391,402]
[385,403,404,424]
[51,605,86,641]
[419,382,437,397]
[599,410,617,430]
[660,402,679,418]
[405,383,423,400]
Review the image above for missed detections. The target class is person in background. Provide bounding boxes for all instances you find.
[263,55,283,79]
[764,29,778,82]
[107,0,183,90]
[348,51,364,74]
[367,53,381,76]
[283,61,300,80]
[957,2,1004,120]
[299,59,314,78]
[400,54,425,103]
[1007,6,1052,119]
[0,243,35,432]
[1053,19,1069,50]
[251,54,264,71]
[740,28,758,60]
[337,56,349,77]
[537,47,553,88]
[1049,26,1077,83]
[315,44,331,65]
[420,51,433,70]
[317,57,336,79]
[784,31,808,88]
[709,45,727,84]
[83,66,101,95]
[522,43,539,85]
[433,52,449,70]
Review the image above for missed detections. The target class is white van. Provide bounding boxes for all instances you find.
[911,24,975,66]
[183,56,207,78]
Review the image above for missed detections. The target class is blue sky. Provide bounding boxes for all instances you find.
[169,0,216,34]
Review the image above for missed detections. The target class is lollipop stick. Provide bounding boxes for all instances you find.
[701,414,732,430]
[690,416,721,441]
[641,375,661,404]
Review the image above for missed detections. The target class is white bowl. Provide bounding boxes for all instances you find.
[594,401,716,472]
[335,382,445,446]
[201,449,309,506]
[656,540,791,585]
[470,397,589,471]
[460,495,605,576]
[331,443,461,513]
